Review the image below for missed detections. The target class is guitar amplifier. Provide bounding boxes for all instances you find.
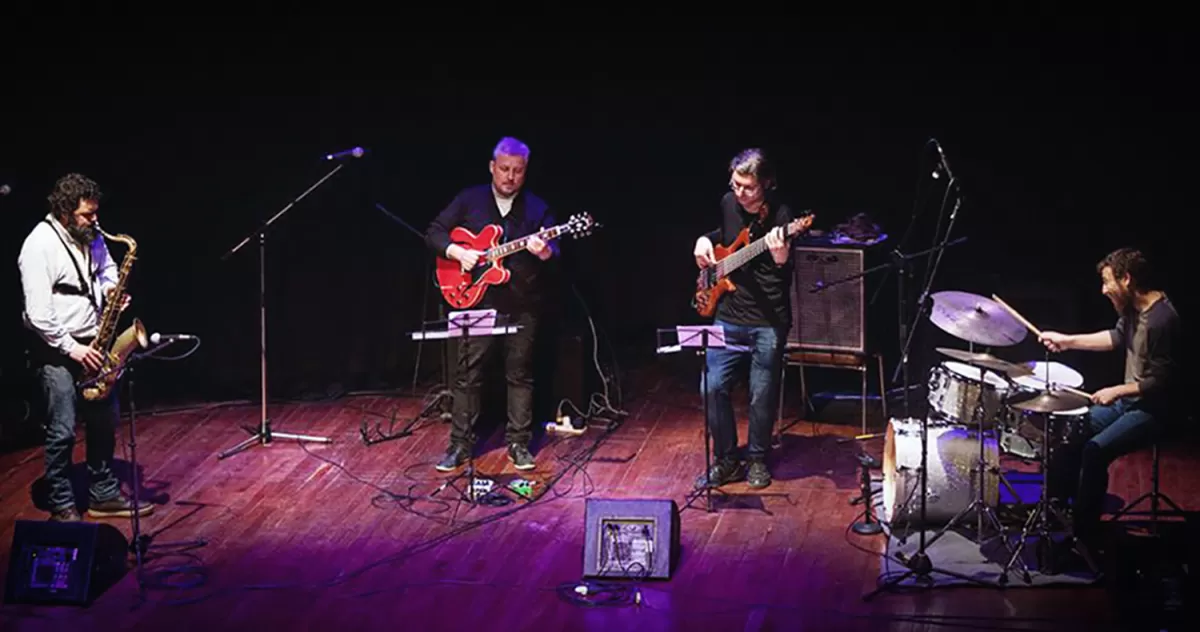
[788,245,865,354]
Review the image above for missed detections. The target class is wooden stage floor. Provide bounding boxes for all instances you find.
[0,373,1195,631]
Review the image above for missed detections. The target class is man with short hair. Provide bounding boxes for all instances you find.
[691,148,804,490]
[425,137,557,472]
[1039,247,1182,551]
[18,172,154,521]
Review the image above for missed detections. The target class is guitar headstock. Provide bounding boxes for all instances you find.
[565,212,597,238]
[786,212,815,237]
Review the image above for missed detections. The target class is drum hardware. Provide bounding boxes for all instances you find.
[916,374,1026,585]
[927,359,1012,428]
[1002,353,1085,579]
[934,346,1033,379]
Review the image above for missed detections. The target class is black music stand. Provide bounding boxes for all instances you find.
[217,164,344,459]
[415,309,520,520]
[657,324,742,513]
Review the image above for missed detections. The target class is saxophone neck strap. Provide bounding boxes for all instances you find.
[42,218,100,313]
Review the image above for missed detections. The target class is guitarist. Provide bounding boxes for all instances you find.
[691,148,799,490]
[424,137,557,472]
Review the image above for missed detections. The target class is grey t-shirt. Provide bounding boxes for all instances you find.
[1109,294,1180,405]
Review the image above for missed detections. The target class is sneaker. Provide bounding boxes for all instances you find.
[694,458,746,490]
[50,506,81,522]
[747,460,771,489]
[436,444,470,472]
[87,495,154,519]
[508,443,535,470]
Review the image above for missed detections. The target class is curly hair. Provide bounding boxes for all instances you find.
[47,173,103,222]
[1097,247,1158,291]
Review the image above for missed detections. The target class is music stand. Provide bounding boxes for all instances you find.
[657,324,745,513]
[414,309,520,519]
[217,164,344,459]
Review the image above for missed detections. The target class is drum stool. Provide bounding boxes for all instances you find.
[1108,417,1189,534]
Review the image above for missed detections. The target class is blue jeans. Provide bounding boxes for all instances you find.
[700,320,787,463]
[35,362,122,512]
[1061,398,1163,538]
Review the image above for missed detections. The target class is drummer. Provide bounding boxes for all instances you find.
[1037,247,1182,552]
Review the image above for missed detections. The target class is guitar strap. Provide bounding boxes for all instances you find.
[42,218,101,313]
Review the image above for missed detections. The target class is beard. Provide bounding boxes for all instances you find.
[1108,289,1133,314]
[67,223,96,246]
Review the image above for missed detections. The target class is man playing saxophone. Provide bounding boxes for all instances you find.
[17,173,153,522]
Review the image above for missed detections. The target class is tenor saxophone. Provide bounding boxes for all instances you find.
[79,223,149,401]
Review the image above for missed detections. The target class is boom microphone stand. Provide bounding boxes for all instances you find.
[217,159,351,459]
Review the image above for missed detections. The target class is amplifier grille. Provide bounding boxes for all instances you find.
[788,246,864,353]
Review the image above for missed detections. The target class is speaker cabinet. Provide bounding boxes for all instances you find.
[4,520,128,606]
[789,245,865,353]
[582,498,679,580]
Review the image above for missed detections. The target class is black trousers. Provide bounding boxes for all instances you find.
[448,310,538,449]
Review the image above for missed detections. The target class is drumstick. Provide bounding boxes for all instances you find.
[991,294,1043,337]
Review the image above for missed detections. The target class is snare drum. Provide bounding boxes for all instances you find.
[882,417,1000,525]
[926,360,1010,426]
[1000,406,1091,461]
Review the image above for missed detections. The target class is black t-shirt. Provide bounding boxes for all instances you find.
[425,184,557,315]
[703,192,795,329]
[1109,293,1183,412]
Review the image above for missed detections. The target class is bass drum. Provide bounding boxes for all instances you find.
[882,417,1000,525]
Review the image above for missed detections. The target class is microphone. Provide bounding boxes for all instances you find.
[150,332,197,344]
[0,184,11,196]
[931,138,954,180]
[324,147,366,161]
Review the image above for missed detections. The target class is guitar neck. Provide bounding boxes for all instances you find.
[716,220,805,277]
[485,224,567,261]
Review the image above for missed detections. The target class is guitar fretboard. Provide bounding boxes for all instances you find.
[485,224,570,261]
[714,214,811,277]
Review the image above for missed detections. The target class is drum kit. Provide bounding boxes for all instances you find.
[879,289,1095,585]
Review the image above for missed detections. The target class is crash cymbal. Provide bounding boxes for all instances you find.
[929,291,1028,347]
[1007,389,1091,413]
[935,347,1033,378]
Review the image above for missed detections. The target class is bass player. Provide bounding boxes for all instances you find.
[17,173,153,521]
[424,137,558,472]
[691,148,803,490]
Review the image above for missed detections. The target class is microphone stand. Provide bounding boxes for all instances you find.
[217,164,343,459]
[122,342,208,607]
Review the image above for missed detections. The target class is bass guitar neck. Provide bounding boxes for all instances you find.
[692,212,814,317]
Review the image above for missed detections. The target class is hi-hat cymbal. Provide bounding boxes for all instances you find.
[1007,389,1091,413]
[929,291,1028,347]
[936,347,1033,378]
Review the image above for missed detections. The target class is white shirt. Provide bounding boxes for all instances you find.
[18,214,118,355]
[494,191,513,218]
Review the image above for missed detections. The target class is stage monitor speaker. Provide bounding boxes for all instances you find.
[582,498,679,580]
[4,519,128,606]
[789,245,865,353]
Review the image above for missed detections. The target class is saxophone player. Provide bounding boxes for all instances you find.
[17,173,153,522]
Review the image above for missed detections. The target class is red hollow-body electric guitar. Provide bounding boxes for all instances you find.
[693,212,814,317]
[436,212,596,309]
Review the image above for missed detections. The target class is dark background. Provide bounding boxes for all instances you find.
[1,32,1194,426]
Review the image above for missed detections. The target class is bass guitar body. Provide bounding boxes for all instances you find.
[435,224,510,309]
[693,227,750,317]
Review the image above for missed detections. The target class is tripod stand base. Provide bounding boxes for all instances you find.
[852,521,884,536]
[862,548,1001,600]
[218,419,333,459]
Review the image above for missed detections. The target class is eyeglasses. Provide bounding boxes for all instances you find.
[730,181,759,194]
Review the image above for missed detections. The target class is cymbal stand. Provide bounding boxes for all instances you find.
[919,379,1028,585]
[1002,351,1075,578]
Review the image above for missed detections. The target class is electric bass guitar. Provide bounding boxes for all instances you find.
[693,212,815,317]
[436,212,596,309]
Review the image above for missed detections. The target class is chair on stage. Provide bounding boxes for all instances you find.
[776,348,888,440]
